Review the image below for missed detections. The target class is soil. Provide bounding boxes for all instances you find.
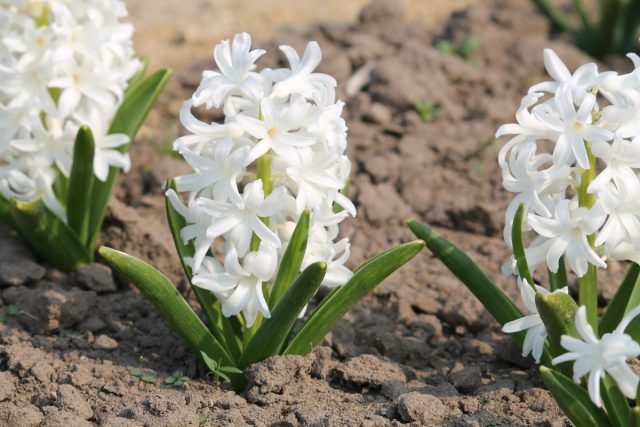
[0,0,613,425]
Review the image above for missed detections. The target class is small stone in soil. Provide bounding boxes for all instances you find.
[0,402,44,427]
[397,392,448,424]
[380,380,407,400]
[56,384,94,420]
[73,264,117,293]
[94,334,118,350]
[0,372,16,401]
[450,365,483,393]
[0,257,46,287]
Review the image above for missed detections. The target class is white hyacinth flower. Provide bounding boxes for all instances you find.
[0,0,140,220]
[502,278,568,363]
[552,306,640,407]
[498,48,640,276]
[171,34,356,325]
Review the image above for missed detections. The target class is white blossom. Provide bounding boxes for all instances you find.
[553,305,640,407]
[170,34,355,325]
[497,48,640,276]
[0,0,140,220]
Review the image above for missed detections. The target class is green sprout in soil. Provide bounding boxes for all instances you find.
[414,100,444,123]
[436,36,482,59]
[129,368,158,384]
[7,305,19,316]
[198,414,209,427]
[164,370,190,387]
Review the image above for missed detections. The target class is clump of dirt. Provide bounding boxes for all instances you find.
[1,0,604,425]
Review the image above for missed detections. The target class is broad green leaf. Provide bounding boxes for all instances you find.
[539,366,612,427]
[408,220,524,330]
[86,69,172,251]
[535,292,578,361]
[108,68,172,142]
[67,126,95,248]
[240,262,326,369]
[10,199,90,272]
[602,375,631,427]
[268,209,310,307]
[512,203,533,287]
[98,246,243,390]
[285,240,424,355]
[600,263,640,335]
[164,180,242,359]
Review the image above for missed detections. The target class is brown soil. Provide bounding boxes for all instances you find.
[1,0,605,425]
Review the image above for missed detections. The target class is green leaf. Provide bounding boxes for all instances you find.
[600,263,640,335]
[7,305,19,316]
[141,373,157,384]
[86,69,172,252]
[601,375,631,427]
[129,368,142,377]
[66,126,95,248]
[10,199,90,272]
[165,181,242,360]
[285,240,424,355]
[0,193,17,229]
[108,68,172,143]
[408,220,524,330]
[512,203,534,287]
[540,366,612,427]
[535,292,579,361]
[240,262,327,369]
[268,209,310,307]
[630,407,640,427]
[98,246,244,390]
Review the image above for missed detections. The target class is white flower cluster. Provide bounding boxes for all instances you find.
[0,0,140,219]
[499,49,640,408]
[168,33,356,327]
[498,49,640,278]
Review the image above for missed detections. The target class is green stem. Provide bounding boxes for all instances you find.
[578,142,598,332]
[250,151,273,252]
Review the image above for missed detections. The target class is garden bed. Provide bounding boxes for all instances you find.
[0,0,612,425]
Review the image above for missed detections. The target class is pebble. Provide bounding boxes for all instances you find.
[74,264,117,293]
[94,334,118,350]
[397,392,448,423]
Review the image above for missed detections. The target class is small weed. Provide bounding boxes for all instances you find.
[478,396,489,406]
[414,100,444,123]
[198,414,209,427]
[129,368,158,384]
[466,136,496,160]
[458,36,482,59]
[485,419,500,427]
[436,36,482,59]
[201,351,243,384]
[164,369,190,387]
[7,305,19,316]
[0,313,5,324]
[57,328,83,338]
